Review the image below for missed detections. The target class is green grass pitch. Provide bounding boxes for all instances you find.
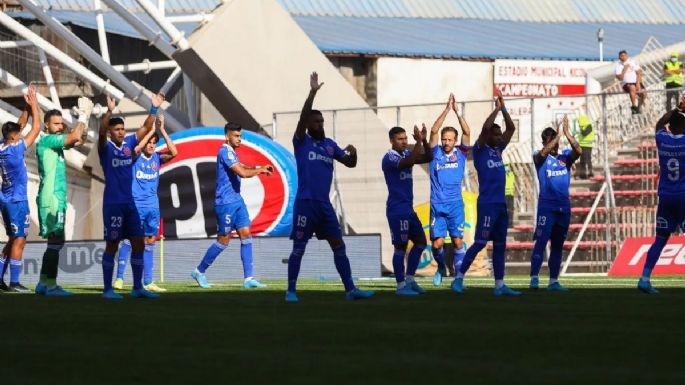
[3,276,684,385]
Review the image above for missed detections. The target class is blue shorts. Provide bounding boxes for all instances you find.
[215,201,251,236]
[290,199,342,241]
[103,203,144,241]
[430,202,465,240]
[474,202,508,244]
[137,206,161,237]
[534,206,571,242]
[655,195,685,235]
[387,211,424,246]
[1,200,30,238]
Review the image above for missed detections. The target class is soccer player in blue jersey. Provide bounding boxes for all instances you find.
[428,94,471,286]
[452,90,521,296]
[191,122,272,289]
[113,113,177,293]
[529,115,582,291]
[383,124,433,295]
[637,107,685,294]
[0,85,40,292]
[99,92,164,299]
[285,72,375,302]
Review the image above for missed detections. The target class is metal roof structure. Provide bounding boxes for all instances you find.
[279,0,685,24]
[32,0,222,13]
[294,16,685,60]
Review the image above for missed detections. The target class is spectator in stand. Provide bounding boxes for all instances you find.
[575,114,594,179]
[615,50,645,115]
[504,161,515,226]
[663,52,683,111]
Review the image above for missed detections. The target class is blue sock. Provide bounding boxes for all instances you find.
[197,242,228,273]
[102,252,115,291]
[459,241,487,275]
[492,242,506,281]
[642,235,669,279]
[143,243,154,286]
[548,229,567,280]
[453,243,466,272]
[9,259,22,284]
[432,246,445,270]
[406,244,425,277]
[240,237,254,279]
[333,244,355,292]
[131,252,144,290]
[287,242,307,292]
[0,257,5,282]
[530,239,547,277]
[116,239,131,280]
[392,249,405,283]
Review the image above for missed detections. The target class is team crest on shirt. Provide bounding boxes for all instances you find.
[151,162,158,171]
[123,147,131,156]
[449,154,457,162]
[559,160,566,167]
[326,145,334,156]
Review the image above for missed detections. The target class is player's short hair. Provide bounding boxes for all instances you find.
[488,123,502,133]
[1,121,21,139]
[541,127,557,144]
[224,122,242,134]
[388,126,405,139]
[618,50,627,56]
[669,111,685,132]
[44,109,62,124]
[441,126,458,137]
[109,117,124,127]
[310,109,323,117]
[149,132,159,143]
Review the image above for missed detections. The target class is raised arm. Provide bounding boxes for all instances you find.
[133,122,158,156]
[23,85,42,148]
[479,91,503,147]
[656,109,675,133]
[157,115,177,163]
[65,96,94,148]
[500,92,517,148]
[99,95,116,151]
[429,94,453,148]
[136,92,165,143]
[16,96,30,129]
[338,144,358,168]
[398,125,431,167]
[453,101,471,146]
[417,123,433,164]
[562,115,582,164]
[534,124,561,167]
[295,72,323,140]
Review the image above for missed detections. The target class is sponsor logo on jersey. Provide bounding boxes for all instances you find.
[308,151,334,164]
[111,158,133,168]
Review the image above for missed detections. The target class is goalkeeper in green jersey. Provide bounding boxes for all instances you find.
[34,97,93,296]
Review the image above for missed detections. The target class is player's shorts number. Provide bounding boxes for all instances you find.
[110,216,123,228]
[24,215,30,225]
[667,158,679,182]
[297,215,307,228]
[538,216,547,226]
[225,214,231,224]
[483,215,491,227]
[400,220,409,231]
[58,211,64,224]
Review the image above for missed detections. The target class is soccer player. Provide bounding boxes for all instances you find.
[529,115,581,291]
[383,124,432,295]
[99,92,164,299]
[637,107,685,294]
[452,90,521,296]
[285,72,375,302]
[191,122,271,289]
[428,93,471,286]
[113,113,177,293]
[34,97,93,296]
[0,85,41,292]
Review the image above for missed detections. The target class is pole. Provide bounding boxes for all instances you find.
[37,48,61,108]
[94,0,110,64]
[136,0,190,51]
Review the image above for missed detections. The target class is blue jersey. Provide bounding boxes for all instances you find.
[429,145,468,204]
[132,152,162,208]
[216,144,243,205]
[473,142,506,204]
[0,139,28,203]
[535,149,573,208]
[99,135,137,205]
[656,128,685,197]
[382,149,413,214]
[293,134,345,202]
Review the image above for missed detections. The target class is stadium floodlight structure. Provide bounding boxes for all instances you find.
[17,0,187,132]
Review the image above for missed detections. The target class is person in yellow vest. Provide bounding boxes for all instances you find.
[664,52,683,111]
[504,162,515,227]
[575,114,594,179]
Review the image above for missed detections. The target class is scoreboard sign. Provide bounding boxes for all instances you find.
[156,127,297,238]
